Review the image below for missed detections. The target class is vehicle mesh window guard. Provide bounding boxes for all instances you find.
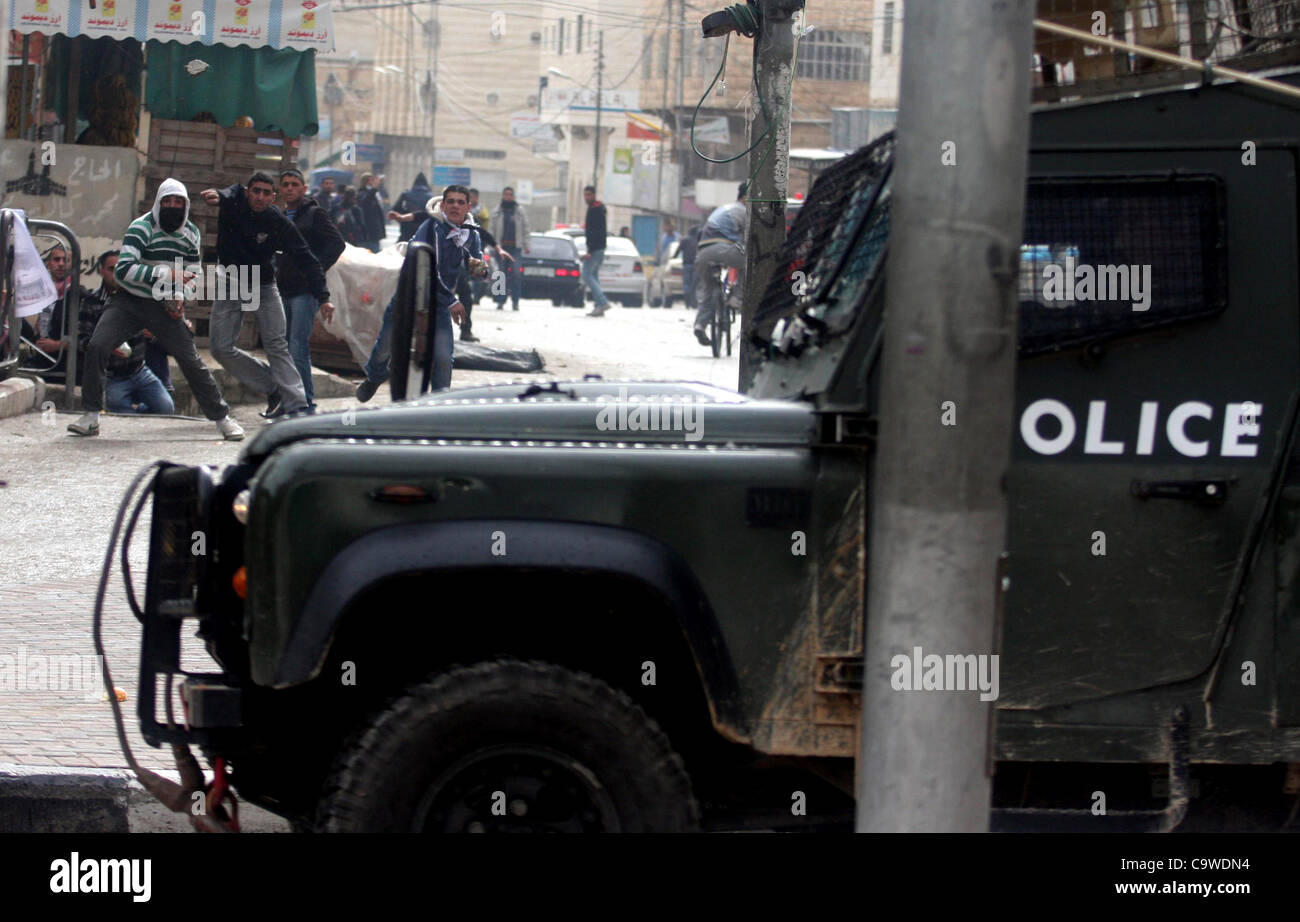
[752,132,894,340]
[1018,174,1227,355]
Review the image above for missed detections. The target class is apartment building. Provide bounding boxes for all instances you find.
[535,0,651,228]
[640,0,874,209]
[304,1,563,215]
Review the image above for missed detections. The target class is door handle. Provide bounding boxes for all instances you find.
[1130,479,1230,503]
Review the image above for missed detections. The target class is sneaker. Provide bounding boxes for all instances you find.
[356,379,381,403]
[216,417,245,441]
[694,328,711,347]
[586,306,607,318]
[259,391,284,419]
[67,413,99,437]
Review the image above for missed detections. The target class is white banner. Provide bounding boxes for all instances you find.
[213,0,268,48]
[278,0,333,50]
[82,0,135,40]
[10,0,335,51]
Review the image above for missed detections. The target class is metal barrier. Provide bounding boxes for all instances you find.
[0,210,82,409]
[0,210,17,377]
[30,219,82,410]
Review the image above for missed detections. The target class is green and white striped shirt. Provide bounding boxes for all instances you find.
[115,213,201,300]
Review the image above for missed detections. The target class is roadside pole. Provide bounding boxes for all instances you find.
[737,0,799,393]
[857,1,1036,832]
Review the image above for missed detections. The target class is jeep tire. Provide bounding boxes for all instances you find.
[316,659,700,832]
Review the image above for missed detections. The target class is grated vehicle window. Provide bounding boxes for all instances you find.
[1018,175,1227,354]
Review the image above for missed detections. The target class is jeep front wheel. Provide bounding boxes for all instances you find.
[316,659,700,832]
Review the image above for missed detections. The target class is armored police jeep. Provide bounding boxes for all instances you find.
[125,71,1300,832]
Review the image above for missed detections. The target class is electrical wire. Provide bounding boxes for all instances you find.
[689,2,770,164]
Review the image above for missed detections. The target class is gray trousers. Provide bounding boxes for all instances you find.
[81,291,229,420]
[209,283,308,412]
[693,240,746,331]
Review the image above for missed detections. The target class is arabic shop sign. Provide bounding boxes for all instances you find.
[0,141,141,239]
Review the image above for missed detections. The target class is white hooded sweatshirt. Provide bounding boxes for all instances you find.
[115,178,202,300]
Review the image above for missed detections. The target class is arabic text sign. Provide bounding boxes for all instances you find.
[9,0,335,51]
[0,142,141,240]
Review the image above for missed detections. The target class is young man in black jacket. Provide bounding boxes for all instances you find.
[276,169,346,414]
[200,171,333,417]
[580,185,611,317]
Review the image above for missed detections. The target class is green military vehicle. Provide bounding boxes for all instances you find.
[124,72,1300,832]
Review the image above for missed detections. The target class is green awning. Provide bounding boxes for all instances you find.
[144,41,319,137]
[47,34,145,130]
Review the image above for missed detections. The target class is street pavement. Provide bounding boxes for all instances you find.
[0,298,738,782]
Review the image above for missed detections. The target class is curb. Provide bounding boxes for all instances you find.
[0,763,290,833]
[0,375,42,420]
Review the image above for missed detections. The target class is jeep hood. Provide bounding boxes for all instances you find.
[240,380,816,462]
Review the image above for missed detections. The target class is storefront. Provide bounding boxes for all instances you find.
[3,0,335,284]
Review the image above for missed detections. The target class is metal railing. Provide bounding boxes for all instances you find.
[0,211,82,409]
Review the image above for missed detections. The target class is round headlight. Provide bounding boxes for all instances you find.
[232,489,251,525]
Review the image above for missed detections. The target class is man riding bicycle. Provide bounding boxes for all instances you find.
[692,182,748,349]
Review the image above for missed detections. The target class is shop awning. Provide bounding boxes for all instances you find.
[9,0,334,52]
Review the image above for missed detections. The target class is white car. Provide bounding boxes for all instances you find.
[647,239,684,307]
[551,233,645,307]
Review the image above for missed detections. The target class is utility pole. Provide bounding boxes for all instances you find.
[656,2,670,219]
[857,0,1036,833]
[738,0,800,393]
[594,30,605,190]
[428,0,440,180]
[676,0,687,235]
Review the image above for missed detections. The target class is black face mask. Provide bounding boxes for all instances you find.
[158,206,185,233]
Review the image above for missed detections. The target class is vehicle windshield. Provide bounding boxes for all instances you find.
[528,235,578,260]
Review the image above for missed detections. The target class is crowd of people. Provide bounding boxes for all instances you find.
[13,168,745,439]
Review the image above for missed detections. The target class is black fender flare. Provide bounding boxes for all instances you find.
[271,519,747,733]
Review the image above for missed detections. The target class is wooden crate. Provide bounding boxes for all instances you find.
[140,119,299,241]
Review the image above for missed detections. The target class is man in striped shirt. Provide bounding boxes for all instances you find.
[68,178,243,440]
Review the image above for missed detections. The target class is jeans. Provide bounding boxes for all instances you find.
[364,294,455,391]
[693,241,746,331]
[582,249,610,308]
[682,265,697,309]
[82,291,229,420]
[495,245,523,306]
[106,365,175,415]
[209,283,308,412]
[145,340,172,390]
[282,291,319,407]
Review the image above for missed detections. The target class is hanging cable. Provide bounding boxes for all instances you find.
[689,2,769,164]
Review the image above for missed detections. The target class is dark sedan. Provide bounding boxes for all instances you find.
[517,233,585,306]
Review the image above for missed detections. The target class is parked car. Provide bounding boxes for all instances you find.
[516,233,584,306]
[647,240,684,307]
[558,233,644,307]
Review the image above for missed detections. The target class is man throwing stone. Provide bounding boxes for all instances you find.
[200,172,333,418]
[68,178,243,440]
